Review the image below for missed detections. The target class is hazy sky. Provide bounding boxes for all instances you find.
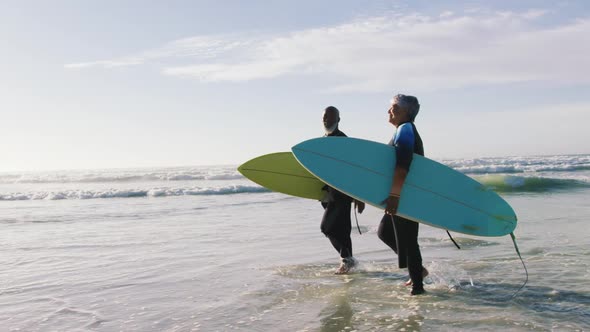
[1,0,589,172]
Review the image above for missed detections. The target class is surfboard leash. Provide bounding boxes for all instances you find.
[509,232,528,299]
[354,208,362,234]
[446,230,461,249]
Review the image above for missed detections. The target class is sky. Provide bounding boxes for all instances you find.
[1,0,589,172]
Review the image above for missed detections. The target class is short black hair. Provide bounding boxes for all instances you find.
[324,106,340,117]
[325,106,339,112]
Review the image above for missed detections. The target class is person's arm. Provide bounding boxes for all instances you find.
[384,165,408,215]
[384,124,414,215]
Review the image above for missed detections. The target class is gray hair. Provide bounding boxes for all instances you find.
[392,94,420,121]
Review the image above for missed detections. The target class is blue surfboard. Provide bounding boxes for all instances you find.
[292,137,517,237]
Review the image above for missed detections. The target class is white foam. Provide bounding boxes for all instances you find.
[0,166,244,184]
[0,185,268,201]
[443,154,590,174]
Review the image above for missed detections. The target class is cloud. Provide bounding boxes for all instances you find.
[65,35,256,69]
[65,10,590,92]
[64,58,144,68]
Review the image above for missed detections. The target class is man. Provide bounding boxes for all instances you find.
[378,94,428,295]
[321,106,365,274]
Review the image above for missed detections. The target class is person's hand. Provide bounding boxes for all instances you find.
[382,195,400,215]
[354,200,365,214]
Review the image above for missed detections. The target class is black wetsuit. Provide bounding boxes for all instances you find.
[377,121,425,290]
[320,129,353,259]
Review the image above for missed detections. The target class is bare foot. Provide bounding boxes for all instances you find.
[335,264,350,275]
[405,267,429,286]
[335,257,356,275]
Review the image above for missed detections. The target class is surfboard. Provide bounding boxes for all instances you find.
[237,152,325,200]
[292,137,517,237]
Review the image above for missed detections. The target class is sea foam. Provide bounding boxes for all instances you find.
[0,185,269,201]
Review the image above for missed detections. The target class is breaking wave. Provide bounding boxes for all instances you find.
[0,168,243,184]
[445,155,590,175]
[0,185,269,201]
[475,175,590,193]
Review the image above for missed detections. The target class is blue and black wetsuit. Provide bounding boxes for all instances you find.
[377,121,425,290]
[320,129,354,259]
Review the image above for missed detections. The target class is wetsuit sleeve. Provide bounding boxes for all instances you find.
[394,123,415,171]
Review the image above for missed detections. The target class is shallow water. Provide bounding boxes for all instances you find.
[1,162,589,331]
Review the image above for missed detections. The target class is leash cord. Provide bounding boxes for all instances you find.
[354,207,362,234]
[509,232,528,299]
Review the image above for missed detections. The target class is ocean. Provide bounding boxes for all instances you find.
[1,155,589,331]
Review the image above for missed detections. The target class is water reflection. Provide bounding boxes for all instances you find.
[319,290,354,332]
